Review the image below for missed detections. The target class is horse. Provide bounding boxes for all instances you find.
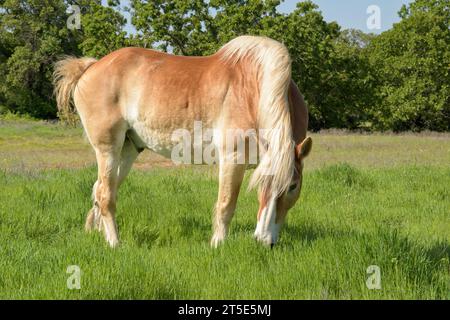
[53,35,312,248]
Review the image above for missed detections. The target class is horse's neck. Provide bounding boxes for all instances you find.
[288,81,308,144]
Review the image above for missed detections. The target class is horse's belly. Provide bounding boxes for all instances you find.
[131,120,221,164]
[129,115,258,166]
[131,122,175,159]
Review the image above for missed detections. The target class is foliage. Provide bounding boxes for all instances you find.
[366,0,450,131]
[77,0,128,58]
[130,0,371,130]
[129,0,281,55]
[269,2,371,130]
[0,0,448,131]
[0,0,77,118]
[0,0,128,118]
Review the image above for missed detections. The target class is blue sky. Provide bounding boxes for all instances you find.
[120,0,414,35]
[279,0,413,33]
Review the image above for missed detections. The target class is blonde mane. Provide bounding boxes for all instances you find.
[218,36,294,196]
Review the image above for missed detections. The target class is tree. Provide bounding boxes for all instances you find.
[329,29,377,129]
[130,0,213,55]
[0,0,128,118]
[130,0,362,129]
[130,0,281,55]
[77,0,129,58]
[264,2,377,130]
[207,0,281,53]
[0,0,79,117]
[1,0,448,132]
[367,0,450,131]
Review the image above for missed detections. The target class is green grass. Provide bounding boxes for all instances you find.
[0,165,448,299]
[0,119,448,299]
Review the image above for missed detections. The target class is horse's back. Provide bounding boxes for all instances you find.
[74,46,266,160]
[76,47,230,121]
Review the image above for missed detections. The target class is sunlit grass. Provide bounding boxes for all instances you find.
[0,119,448,299]
[0,165,448,299]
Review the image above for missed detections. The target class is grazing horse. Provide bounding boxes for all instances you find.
[53,36,312,248]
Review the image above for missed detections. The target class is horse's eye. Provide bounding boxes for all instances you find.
[288,183,297,192]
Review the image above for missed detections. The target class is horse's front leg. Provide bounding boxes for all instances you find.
[211,162,246,248]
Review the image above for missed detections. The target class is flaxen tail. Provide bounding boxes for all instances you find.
[53,56,97,120]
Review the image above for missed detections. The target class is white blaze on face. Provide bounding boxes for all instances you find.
[254,193,281,246]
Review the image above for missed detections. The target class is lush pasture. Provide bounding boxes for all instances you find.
[0,119,449,299]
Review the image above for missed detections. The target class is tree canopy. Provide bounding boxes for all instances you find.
[0,0,448,131]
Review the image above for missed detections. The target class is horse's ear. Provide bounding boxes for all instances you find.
[295,137,312,160]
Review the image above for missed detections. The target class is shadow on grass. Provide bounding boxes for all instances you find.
[178,215,211,239]
[282,222,356,247]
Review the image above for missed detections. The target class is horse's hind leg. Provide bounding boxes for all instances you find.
[117,137,141,187]
[85,180,101,232]
[93,146,122,247]
[81,120,129,247]
[85,136,140,237]
[85,138,138,230]
[211,163,246,248]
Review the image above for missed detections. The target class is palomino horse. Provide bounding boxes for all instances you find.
[53,36,312,248]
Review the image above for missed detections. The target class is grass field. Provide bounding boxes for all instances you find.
[0,118,449,299]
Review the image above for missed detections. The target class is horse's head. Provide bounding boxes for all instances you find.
[254,136,312,247]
